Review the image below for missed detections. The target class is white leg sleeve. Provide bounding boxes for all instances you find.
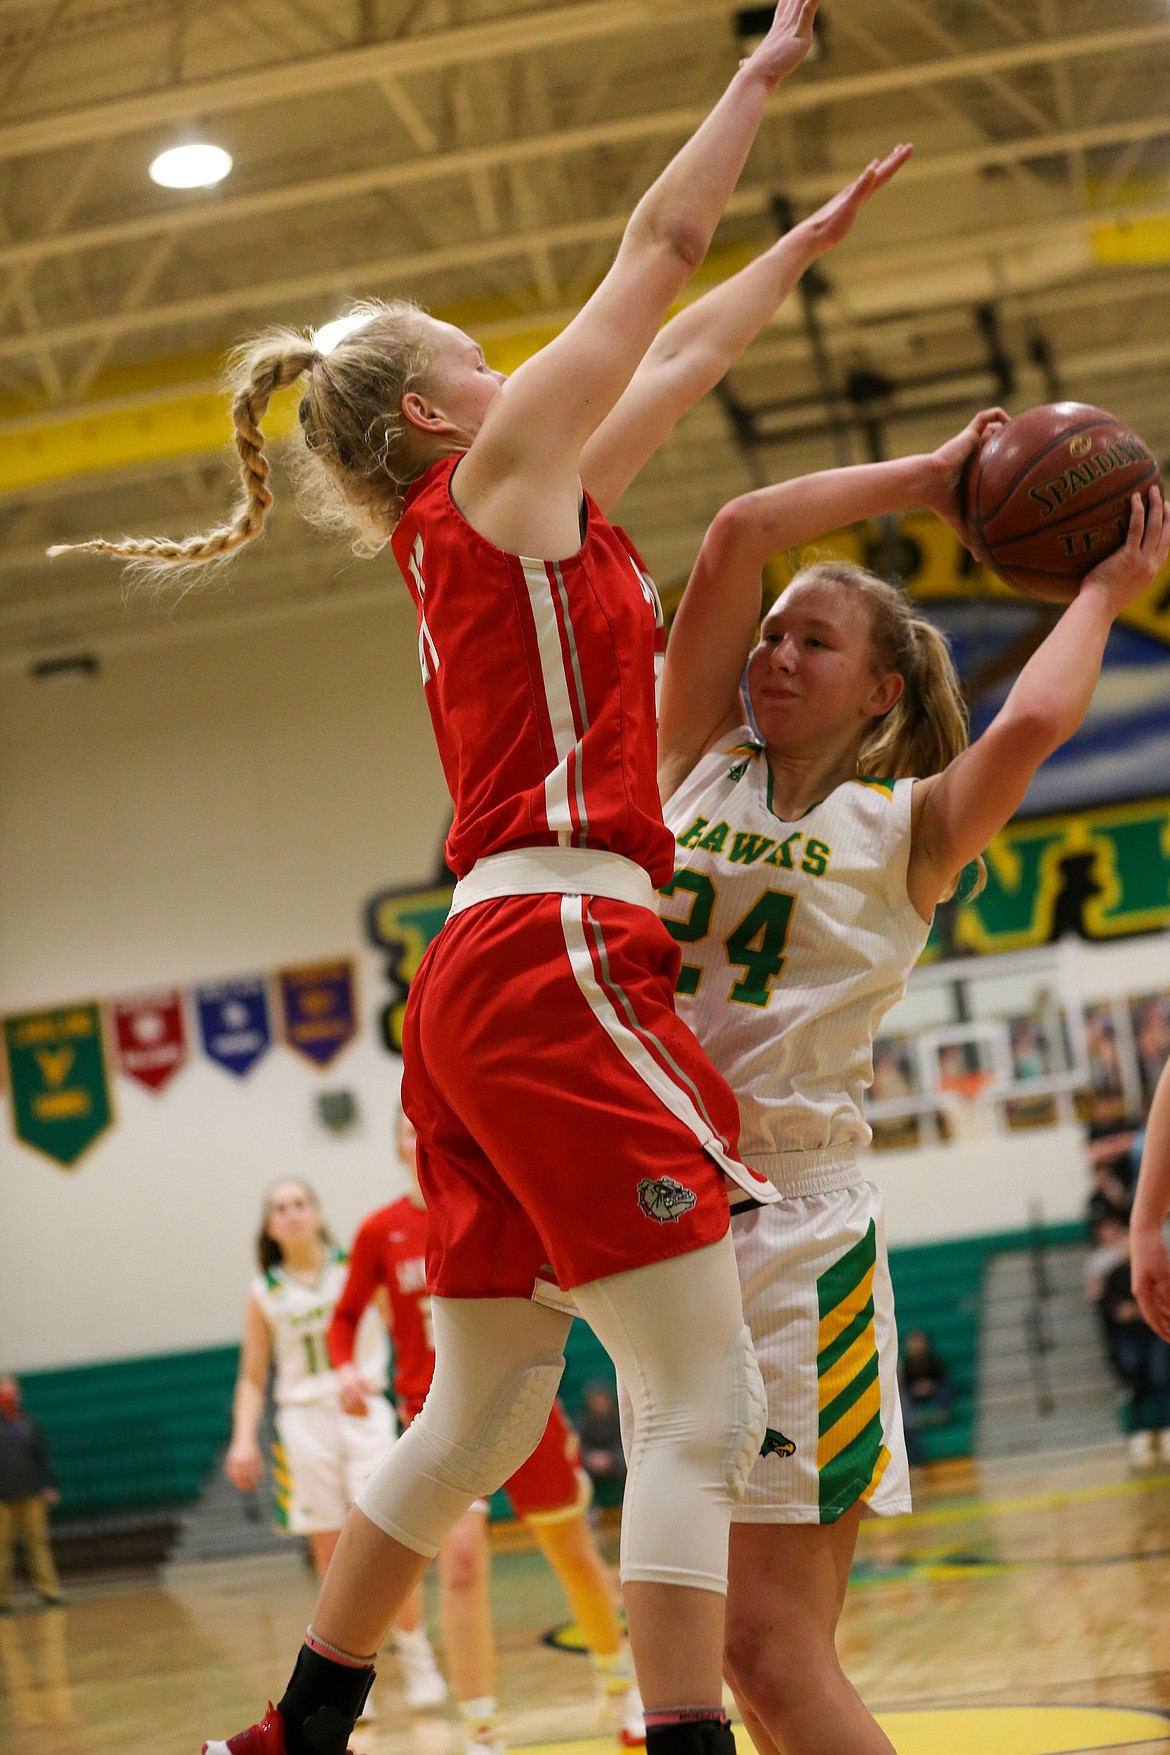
[356,1297,571,1556]
[574,1232,766,1594]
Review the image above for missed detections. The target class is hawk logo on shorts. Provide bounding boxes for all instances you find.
[761,1427,796,1459]
[637,1176,698,1224]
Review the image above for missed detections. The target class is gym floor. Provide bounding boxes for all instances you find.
[3,1447,1170,1755]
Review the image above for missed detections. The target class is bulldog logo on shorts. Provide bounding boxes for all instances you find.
[637,1176,698,1224]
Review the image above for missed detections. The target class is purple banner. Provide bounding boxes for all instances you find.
[278,959,357,1068]
[196,978,272,1078]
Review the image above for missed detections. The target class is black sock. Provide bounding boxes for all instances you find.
[276,1644,375,1755]
[645,1710,736,1755]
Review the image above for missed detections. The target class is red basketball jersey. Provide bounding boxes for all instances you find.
[391,457,675,885]
[328,1197,434,1417]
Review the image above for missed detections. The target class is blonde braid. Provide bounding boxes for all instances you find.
[47,336,318,580]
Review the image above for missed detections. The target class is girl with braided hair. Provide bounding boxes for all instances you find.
[655,417,1170,1755]
[53,12,914,1755]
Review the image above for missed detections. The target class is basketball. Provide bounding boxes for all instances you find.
[963,402,1162,601]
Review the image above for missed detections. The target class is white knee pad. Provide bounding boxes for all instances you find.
[356,1297,569,1557]
[725,1323,767,1502]
[429,1360,565,1497]
[575,1234,763,1594]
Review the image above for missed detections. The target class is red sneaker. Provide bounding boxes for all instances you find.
[203,1701,288,1755]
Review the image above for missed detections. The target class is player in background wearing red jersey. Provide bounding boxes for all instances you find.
[53,12,912,1755]
[329,1111,644,1754]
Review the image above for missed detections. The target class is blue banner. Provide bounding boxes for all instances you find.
[196,978,272,1078]
[278,959,357,1068]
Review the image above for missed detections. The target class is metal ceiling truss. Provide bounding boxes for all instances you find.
[0,0,1167,661]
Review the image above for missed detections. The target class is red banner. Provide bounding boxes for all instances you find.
[113,990,187,1093]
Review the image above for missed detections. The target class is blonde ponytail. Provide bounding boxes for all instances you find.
[792,559,986,896]
[47,298,439,587]
[48,336,318,585]
[860,615,969,782]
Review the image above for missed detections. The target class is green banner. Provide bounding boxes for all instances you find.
[4,1003,113,1168]
[365,884,455,1053]
[927,794,1170,959]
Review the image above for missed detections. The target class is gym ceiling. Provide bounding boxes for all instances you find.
[1,0,1168,665]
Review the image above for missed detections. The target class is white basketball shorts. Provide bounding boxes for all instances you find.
[273,1393,396,1535]
[731,1179,910,1524]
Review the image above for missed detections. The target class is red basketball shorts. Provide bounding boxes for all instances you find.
[400,893,742,1298]
[501,1399,588,1521]
[399,1395,588,1522]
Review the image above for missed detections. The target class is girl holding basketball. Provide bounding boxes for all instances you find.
[225,1180,446,1718]
[656,422,1168,1755]
[53,10,914,1755]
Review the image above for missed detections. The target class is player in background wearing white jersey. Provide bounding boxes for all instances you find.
[225,1181,446,1719]
[657,420,1170,1755]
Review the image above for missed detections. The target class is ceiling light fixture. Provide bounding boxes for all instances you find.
[149,143,233,190]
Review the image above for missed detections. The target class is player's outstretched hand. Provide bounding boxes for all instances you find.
[740,0,822,89]
[926,408,1010,542]
[1082,487,1170,615]
[224,1440,264,1492]
[798,145,914,258]
[1133,1221,1170,1342]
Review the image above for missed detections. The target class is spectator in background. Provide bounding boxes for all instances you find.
[0,1376,62,1611]
[576,1382,627,1500]
[1095,1232,1170,1464]
[899,1331,954,1467]
[1088,1152,1135,1227]
[1085,1214,1129,1307]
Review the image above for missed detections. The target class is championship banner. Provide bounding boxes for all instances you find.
[4,1003,113,1169]
[113,989,187,1093]
[195,978,272,1078]
[278,959,358,1068]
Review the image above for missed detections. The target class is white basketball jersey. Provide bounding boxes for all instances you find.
[252,1251,389,1406]
[662,729,930,1193]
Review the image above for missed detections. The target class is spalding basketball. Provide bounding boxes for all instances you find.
[964,403,1161,601]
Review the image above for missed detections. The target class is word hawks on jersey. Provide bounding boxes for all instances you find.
[637,1176,698,1224]
[661,731,931,1172]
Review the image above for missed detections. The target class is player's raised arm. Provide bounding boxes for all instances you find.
[657,408,1003,800]
[1132,1060,1170,1341]
[908,487,1169,916]
[457,0,821,523]
[581,145,912,513]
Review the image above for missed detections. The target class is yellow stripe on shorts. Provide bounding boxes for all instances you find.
[271,1438,293,1530]
[816,1222,886,1522]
